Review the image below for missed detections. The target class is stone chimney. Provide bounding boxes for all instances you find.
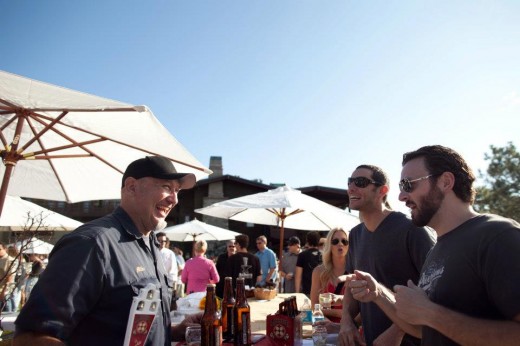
[209,156,223,177]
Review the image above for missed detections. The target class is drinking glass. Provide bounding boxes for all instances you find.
[185,325,201,346]
[319,293,333,309]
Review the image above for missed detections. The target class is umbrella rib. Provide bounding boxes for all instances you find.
[3,107,209,174]
[26,115,72,201]
[0,98,20,109]
[19,111,68,153]
[23,138,106,158]
[286,209,305,217]
[27,110,209,173]
[25,113,125,175]
[0,119,16,148]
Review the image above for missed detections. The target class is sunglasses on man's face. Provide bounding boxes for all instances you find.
[348,176,382,188]
[331,238,349,246]
[399,174,437,193]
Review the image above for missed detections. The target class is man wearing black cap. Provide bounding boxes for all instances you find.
[280,236,301,293]
[14,156,196,346]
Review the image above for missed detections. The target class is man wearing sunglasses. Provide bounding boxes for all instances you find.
[348,146,520,345]
[338,165,436,346]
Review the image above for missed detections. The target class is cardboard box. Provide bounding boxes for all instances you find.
[266,313,303,346]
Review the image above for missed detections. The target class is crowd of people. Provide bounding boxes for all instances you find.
[0,243,47,314]
[10,145,520,345]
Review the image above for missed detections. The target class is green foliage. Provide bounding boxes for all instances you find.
[474,142,520,222]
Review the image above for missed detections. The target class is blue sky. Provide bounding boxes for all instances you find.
[2,1,519,211]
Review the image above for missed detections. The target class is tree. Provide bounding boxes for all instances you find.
[474,142,520,222]
[0,212,53,317]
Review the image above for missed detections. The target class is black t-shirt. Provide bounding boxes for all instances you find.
[346,211,436,346]
[226,252,261,289]
[215,253,230,298]
[419,214,520,345]
[296,248,322,295]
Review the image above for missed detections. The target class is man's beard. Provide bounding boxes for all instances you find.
[412,185,444,227]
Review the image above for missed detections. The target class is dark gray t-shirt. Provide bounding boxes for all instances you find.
[419,214,520,345]
[346,211,436,346]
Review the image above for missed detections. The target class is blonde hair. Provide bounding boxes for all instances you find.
[319,228,348,288]
[194,240,207,254]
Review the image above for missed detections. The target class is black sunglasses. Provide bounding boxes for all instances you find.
[399,174,438,193]
[348,176,382,188]
[331,238,349,246]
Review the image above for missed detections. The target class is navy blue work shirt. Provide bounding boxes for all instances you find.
[15,207,173,345]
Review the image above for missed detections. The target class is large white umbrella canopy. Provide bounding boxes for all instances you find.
[0,70,211,216]
[195,185,360,261]
[0,195,82,231]
[14,237,54,254]
[160,219,240,242]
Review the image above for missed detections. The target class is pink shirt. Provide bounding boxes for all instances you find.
[181,255,220,294]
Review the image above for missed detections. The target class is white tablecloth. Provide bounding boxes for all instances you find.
[0,311,18,332]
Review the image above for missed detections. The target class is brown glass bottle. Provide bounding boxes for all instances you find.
[201,284,222,346]
[222,277,236,341]
[233,277,251,346]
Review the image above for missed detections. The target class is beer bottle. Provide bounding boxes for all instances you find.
[201,284,222,346]
[170,282,178,311]
[234,277,252,346]
[222,277,236,341]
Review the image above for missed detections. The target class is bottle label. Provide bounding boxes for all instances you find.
[227,306,235,335]
[215,326,222,345]
[312,315,325,323]
[242,312,251,342]
[302,310,313,323]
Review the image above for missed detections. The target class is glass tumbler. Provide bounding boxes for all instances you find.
[185,324,201,346]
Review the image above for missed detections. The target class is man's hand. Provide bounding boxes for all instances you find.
[314,320,340,334]
[338,321,366,346]
[394,280,433,326]
[348,270,381,303]
[171,312,203,341]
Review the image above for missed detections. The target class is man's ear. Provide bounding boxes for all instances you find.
[123,177,137,193]
[438,171,455,192]
[379,184,389,200]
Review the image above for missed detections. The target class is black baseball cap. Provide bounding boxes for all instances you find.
[122,156,196,189]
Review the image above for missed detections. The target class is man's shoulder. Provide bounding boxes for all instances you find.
[298,248,319,259]
[387,211,434,233]
[57,211,134,253]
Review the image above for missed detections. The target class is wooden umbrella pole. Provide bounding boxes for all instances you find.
[278,217,285,270]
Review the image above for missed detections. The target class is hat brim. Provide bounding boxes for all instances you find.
[159,173,196,190]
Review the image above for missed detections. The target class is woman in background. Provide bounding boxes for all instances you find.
[181,240,220,294]
[310,227,349,322]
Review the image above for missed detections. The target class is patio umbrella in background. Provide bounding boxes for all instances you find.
[0,195,82,231]
[160,219,240,242]
[195,185,360,262]
[14,237,54,255]
[0,70,211,217]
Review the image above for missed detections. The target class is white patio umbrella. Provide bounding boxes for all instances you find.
[0,70,211,217]
[0,195,82,231]
[160,219,240,242]
[195,185,360,261]
[14,237,54,254]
